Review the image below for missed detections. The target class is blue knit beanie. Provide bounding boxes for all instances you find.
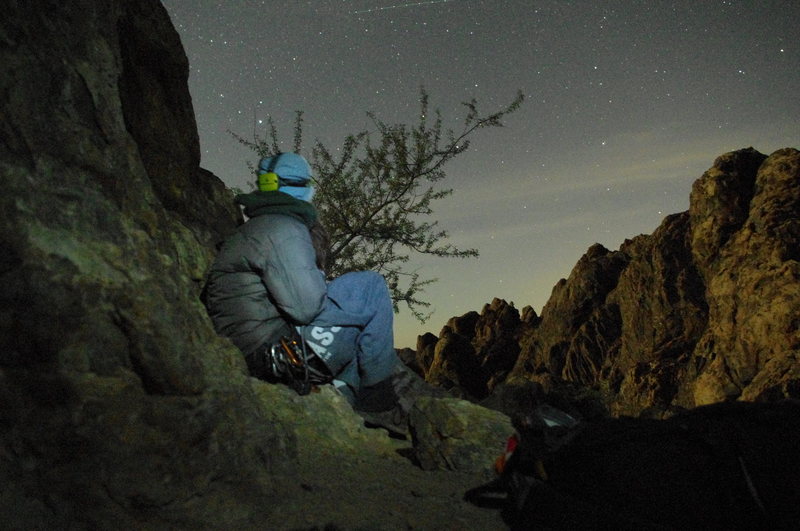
[257,152,315,202]
[258,152,312,183]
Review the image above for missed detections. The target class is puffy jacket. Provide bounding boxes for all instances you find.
[204,192,327,356]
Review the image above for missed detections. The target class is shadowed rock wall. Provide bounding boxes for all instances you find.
[0,1,291,527]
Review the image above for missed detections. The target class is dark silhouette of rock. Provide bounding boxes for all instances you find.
[414,331,439,376]
[425,147,799,418]
[420,298,527,399]
[503,400,800,530]
[396,346,423,375]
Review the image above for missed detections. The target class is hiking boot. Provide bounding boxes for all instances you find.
[357,404,410,438]
[354,364,448,437]
[392,363,450,400]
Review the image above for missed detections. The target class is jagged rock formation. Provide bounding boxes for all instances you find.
[0,2,511,529]
[415,298,537,400]
[425,148,800,417]
[689,149,800,405]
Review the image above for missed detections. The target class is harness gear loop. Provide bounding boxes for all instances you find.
[263,328,333,395]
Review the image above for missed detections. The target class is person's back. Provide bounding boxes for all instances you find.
[205,212,326,357]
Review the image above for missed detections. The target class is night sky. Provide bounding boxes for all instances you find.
[163,0,799,348]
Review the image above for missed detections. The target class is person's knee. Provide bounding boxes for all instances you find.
[337,270,389,294]
[342,270,384,283]
[362,271,388,291]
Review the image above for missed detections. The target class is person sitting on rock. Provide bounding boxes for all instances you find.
[203,152,419,435]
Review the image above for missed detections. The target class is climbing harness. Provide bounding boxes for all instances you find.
[257,327,333,395]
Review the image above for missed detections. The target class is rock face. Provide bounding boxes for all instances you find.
[0,2,283,527]
[689,149,800,406]
[416,298,536,400]
[411,396,513,473]
[425,148,800,417]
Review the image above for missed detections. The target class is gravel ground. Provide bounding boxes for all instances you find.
[265,437,510,530]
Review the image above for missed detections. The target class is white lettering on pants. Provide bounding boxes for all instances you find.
[311,326,341,346]
[307,326,342,362]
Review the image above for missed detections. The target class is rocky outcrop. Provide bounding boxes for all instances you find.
[688,149,800,406]
[424,148,799,417]
[410,397,513,473]
[417,298,534,399]
[0,2,293,527]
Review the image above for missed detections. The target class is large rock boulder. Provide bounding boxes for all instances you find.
[0,0,290,526]
[410,396,513,473]
[0,2,282,527]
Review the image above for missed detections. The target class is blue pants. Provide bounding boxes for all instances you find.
[298,271,398,390]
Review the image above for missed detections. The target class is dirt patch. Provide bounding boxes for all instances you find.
[265,437,508,530]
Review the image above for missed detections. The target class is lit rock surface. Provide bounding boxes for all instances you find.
[426,148,799,417]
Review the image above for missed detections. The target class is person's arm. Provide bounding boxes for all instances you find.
[257,220,327,324]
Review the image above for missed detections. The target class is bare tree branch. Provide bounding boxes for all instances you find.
[232,88,524,322]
